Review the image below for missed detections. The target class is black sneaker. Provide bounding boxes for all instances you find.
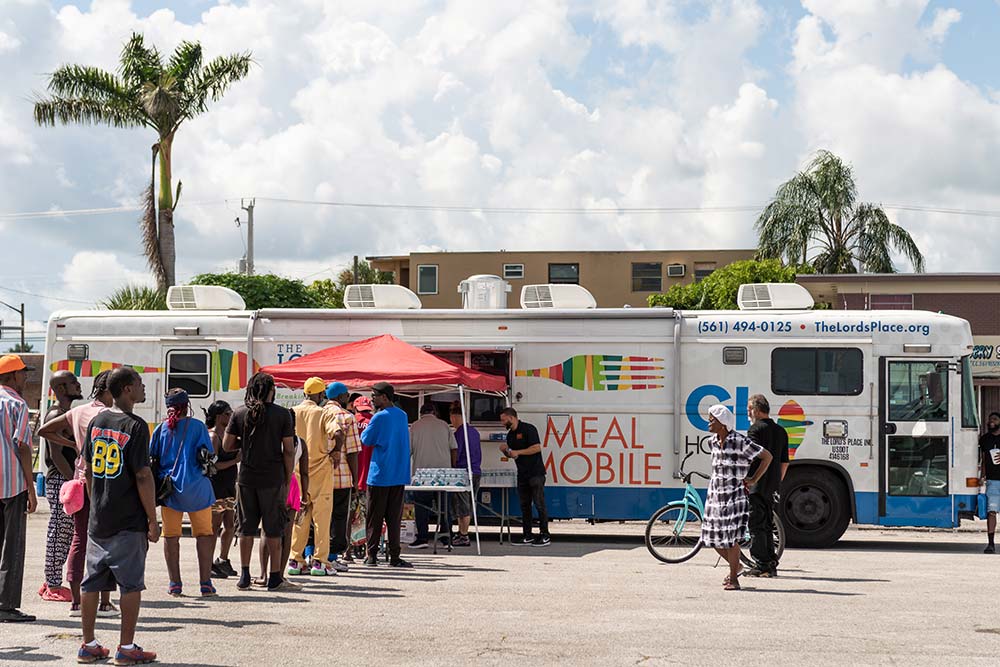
[389,558,414,568]
[219,558,238,577]
[985,545,996,554]
[514,536,534,546]
[0,609,35,623]
[531,535,551,547]
[210,561,230,579]
[363,556,379,567]
[408,539,430,550]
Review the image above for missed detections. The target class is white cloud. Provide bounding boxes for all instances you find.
[0,0,996,324]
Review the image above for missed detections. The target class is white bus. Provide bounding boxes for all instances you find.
[42,282,982,547]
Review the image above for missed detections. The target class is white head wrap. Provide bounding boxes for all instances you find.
[708,404,736,431]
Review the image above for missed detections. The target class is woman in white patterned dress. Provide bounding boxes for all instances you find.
[702,404,773,590]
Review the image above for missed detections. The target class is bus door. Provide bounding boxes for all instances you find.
[878,358,952,527]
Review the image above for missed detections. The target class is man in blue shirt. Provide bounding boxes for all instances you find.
[360,382,412,568]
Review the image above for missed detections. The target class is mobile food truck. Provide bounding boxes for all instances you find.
[42,280,982,547]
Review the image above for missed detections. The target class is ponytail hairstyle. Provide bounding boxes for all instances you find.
[202,400,232,429]
[90,370,112,399]
[164,388,189,431]
[244,372,275,440]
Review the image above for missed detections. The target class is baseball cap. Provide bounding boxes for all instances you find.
[353,396,373,412]
[371,381,395,399]
[325,381,349,400]
[303,377,327,396]
[0,354,34,374]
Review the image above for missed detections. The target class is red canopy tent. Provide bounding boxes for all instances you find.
[260,334,506,555]
[259,334,507,392]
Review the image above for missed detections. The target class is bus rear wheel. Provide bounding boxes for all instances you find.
[780,468,850,548]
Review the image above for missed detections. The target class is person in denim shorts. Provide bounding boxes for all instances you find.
[979,412,1000,554]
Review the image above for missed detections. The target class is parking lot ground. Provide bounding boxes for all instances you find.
[3,513,1000,666]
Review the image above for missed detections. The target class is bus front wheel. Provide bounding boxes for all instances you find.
[780,468,850,548]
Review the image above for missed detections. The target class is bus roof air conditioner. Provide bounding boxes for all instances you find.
[344,284,422,309]
[520,284,597,309]
[737,283,814,311]
[166,285,246,311]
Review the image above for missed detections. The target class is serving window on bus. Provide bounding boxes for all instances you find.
[422,349,510,423]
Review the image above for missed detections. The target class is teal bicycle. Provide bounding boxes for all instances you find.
[644,452,785,565]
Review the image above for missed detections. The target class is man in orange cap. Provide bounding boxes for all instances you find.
[0,354,38,623]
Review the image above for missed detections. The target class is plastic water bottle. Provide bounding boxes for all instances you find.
[35,472,45,496]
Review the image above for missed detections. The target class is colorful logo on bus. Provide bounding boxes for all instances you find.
[516,355,665,391]
[212,349,260,392]
[50,359,163,376]
[777,400,812,459]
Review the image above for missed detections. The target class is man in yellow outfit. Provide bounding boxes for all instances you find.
[288,377,341,577]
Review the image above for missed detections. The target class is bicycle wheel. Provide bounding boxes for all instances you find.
[738,511,786,567]
[772,510,785,562]
[645,504,703,564]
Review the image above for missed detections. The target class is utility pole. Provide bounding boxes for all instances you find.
[0,301,25,351]
[353,255,359,285]
[241,198,255,276]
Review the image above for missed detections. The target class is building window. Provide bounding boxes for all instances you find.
[166,350,211,398]
[694,268,715,282]
[416,265,438,294]
[503,264,524,280]
[548,263,579,284]
[870,294,913,310]
[631,262,662,292]
[772,348,864,396]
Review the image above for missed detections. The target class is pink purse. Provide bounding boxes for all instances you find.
[59,478,86,516]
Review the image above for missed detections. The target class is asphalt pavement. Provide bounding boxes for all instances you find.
[2,511,999,666]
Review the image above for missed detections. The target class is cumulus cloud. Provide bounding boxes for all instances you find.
[0,0,996,322]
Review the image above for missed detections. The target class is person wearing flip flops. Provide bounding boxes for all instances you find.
[37,370,82,604]
[0,354,39,624]
[77,367,159,665]
[702,404,773,592]
[288,377,341,577]
[150,389,218,598]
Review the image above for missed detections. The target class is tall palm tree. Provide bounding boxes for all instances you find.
[34,34,253,291]
[755,150,925,273]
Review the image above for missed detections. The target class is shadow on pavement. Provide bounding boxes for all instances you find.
[778,575,890,584]
[742,587,862,597]
[828,540,984,555]
[295,587,405,599]
[0,646,61,663]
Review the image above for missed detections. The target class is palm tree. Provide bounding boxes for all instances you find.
[34,34,253,292]
[100,284,167,310]
[755,150,925,273]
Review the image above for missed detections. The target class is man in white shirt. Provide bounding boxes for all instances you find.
[408,403,456,549]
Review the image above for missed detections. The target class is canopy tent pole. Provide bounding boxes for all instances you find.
[459,385,481,555]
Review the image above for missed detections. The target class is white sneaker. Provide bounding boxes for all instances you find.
[69,605,81,618]
[97,602,120,618]
[330,560,349,573]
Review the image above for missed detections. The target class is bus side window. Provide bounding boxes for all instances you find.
[772,347,863,396]
[166,350,212,398]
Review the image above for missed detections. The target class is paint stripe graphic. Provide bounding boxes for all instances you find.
[776,400,813,460]
[50,360,162,375]
[516,355,665,391]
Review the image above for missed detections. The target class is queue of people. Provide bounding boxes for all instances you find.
[0,357,545,663]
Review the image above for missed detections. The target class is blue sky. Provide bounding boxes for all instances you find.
[2,1,1000,343]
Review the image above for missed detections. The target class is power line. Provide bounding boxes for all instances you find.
[0,285,94,305]
[4,197,1000,219]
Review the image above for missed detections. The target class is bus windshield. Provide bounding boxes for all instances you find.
[961,355,979,429]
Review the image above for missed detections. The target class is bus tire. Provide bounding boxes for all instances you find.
[779,468,850,548]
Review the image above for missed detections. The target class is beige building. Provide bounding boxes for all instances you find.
[368,249,755,308]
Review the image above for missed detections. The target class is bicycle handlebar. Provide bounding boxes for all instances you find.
[684,470,710,483]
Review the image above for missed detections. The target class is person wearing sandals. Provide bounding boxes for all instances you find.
[703,404,773,592]
[150,389,218,598]
[204,401,239,579]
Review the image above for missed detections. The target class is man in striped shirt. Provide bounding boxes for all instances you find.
[0,354,38,623]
